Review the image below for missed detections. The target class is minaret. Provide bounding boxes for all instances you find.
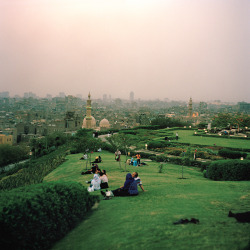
[86,92,92,129]
[188,97,193,117]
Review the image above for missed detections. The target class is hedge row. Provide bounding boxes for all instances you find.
[218,149,247,159]
[132,151,210,169]
[148,140,171,149]
[0,153,66,191]
[206,160,250,181]
[194,133,250,140]
[0,182,99,249]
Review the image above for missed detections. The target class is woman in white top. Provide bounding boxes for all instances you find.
[100,170,109,189]
[90,174,101,190]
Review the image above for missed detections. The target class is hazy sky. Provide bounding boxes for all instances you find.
[0,0,249,102]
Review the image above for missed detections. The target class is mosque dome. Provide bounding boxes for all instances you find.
[82,116,96,129]
[100,118,110,128]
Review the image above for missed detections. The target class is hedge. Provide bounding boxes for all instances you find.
[0,153,66,191]
[206,160,250,181]
[0,182,99,249]
[218,149,247,159]
[148,140,171,149]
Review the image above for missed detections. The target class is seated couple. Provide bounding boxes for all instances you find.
[92,156,102,164]
[87,170,109,192]
[81,163,100,175]
[101,172,145,197]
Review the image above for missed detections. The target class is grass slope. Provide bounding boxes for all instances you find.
[44,151,250,250]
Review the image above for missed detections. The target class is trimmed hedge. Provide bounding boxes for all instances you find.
[0,154,66,191]
[0,182,99,249]
[218,149,247,159]
[207,160,250,181]
[148,140,171,149]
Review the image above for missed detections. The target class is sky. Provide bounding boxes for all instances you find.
[0,0,249,102]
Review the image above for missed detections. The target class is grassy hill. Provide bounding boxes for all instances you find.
[44,151,250,250]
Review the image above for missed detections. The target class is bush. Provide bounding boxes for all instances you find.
[0,144,29,168]
[148,140,171,149]
[207,160,250,181]
[218,149,247,159]
[0,182,99,250]
[0,153,66,191]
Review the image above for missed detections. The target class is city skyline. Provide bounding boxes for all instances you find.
[0,0,250,103]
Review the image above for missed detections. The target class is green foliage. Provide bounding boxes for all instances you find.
[106,133,133,155]
[218,148,247,159]
[30,132,68,157]
[207,160,250,181]
[0,151,66,191]
[0,182,99,249]
[148,140,171,149]
[151,117,188,128]
[71,128,101,154]
[0,144,29,167]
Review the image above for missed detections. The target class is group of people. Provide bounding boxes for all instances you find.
[101,171,145,197]
[128,153,142,167]
[81,152,146,196]
[84,166,109,191]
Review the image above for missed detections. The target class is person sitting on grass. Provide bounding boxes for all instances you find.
[88,174,101,191]
[81,164,100,175]
[92,156,102,164]
[100,169,109,189]
[101,173,137,197]
[132,172,146,192]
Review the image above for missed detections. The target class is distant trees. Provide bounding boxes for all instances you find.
[106,133,133,170]
[212,113,250,131]
[151,117,188,128]
[30,132,68,157]
[70,128,101,154]
[0,144,29,167]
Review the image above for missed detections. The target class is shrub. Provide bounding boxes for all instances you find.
[203,170,207,178]
[167,148,183,156]
[0,182,99,250]
[0,153,66,191]
[148,140,171,149]
[218,149,247,159]
[0,144,29,168]
[207,160,250,181]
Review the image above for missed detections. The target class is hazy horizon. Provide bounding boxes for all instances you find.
[0,0,249,103]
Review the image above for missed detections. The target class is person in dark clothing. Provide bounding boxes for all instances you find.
[92,156,102,163]
[101,173,134,197]
[81,164,100,175]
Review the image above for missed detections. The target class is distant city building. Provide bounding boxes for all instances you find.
[24,92,37,98]
[82,93,96,129]
[100,118,110,131]
[188,97,193,117]
[0,134,13,145]
[46,94,52,100]
[103,94,107,102]
[130,91,134,102]
[0,92,9,98]
[59,92,65,98]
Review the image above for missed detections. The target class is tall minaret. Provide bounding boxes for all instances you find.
[188,97,193,117]
[86,92,92,129]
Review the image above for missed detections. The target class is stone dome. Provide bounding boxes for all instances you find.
[82,116,96,129]
[100,118,110,128]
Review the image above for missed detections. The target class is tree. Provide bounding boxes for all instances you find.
[212,113,232,128]
[0,144,29,167]
[72,128,102,168]
[106,133,133,171]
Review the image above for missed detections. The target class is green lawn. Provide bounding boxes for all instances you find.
[170,129,250,149]
[44,151,250,250]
